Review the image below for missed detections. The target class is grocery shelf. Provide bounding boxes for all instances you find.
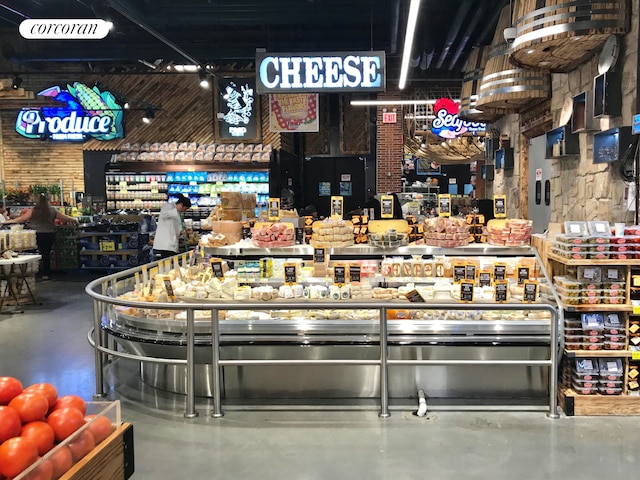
[559,387,640,416]
[108,161,270,173]
[548,252,640,266]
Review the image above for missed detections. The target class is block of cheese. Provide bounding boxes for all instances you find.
[251,222,296,247]
[310,218,354,248]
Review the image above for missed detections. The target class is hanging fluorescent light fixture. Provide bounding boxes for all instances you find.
[399,0,422,90]
[351,99,436,106]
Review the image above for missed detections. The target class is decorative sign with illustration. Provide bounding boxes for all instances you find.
[431,98,486,139]
[269,93,319,132]
[268,198,281,221]
[215,76,260,142]
[494,194,507,218]
[331,196,344,218]
[380,195,394,218]
[438,194,451,217]
[15,82,124,141]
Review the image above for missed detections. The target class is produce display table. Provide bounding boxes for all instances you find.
[0,254,41,313]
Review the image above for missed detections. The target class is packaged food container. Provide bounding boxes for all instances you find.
[565,328,583,336]
[581,342,603,350]
[604,341,625,350]
[582,335,603,344]
[582,313,604,331]
[572,377,599,389]
[554,276,582,291]
[564,317,582,328]
[556,234,588,244]
[555,285,580,298]
[599,380,623,388]
[572,383,598,395]
[565,342,582,351]
[565,334,583,343]
[559,294,581,305]
[598,386,622,395]
[604,334,626,343]
[564,221,589,237]
[602,266,625,282]
[577,266,601,283]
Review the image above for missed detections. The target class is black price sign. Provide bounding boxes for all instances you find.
[210,258,225,279]
[493,195,506,218]
[438,194,451,217]
[331,196,344,218]
[478,270,492,287]
[148,276,156,295]
[268,198,280,220]
[460,280,474,302]
[380,195,394,219]
[349,264,361,283]
[523,280,538,303]
[465,263,477,281]
[405,289,425,303]
[517,266,530,285]
[334,264,346,286]
[494,280,508,303]
[453,263,466,283]
[284,263,298,286]
[494,263,506,281]
[313,247,326,264]
[163,278,175,300]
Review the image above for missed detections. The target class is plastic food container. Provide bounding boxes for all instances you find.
[581,342,603,350]
[604,341,625,350]
[582,313,604,330]
[556,234,588,244]
[602,266,625,282]
[554,276,582,291]
[598,386,623,395]
[572,383,598,395]
[582,335,603,344]
[599,380,623,388]
[565,342,582,351]
[572,377,599,389]
[604,334,626,343]
[565,335,583,343]
[577,266,601,283]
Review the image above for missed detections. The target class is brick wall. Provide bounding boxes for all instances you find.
[0,113,84,196]
[376,92,403,194]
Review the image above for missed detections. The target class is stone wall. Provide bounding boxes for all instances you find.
[487,114,522,218]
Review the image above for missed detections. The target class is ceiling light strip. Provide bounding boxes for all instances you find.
[399,0,422,90]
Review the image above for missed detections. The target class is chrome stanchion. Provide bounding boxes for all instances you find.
[379,307,390,418]
[547,309,560,419]
[184,309,199,418]
[92,299,106,399]
[211,308,223,418]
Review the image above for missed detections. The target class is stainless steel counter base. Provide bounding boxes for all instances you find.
[135,344,549,400]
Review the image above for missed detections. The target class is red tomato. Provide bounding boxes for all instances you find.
[23,384,58,410]
[0,436,38,478]
[46,408,85,442]
[0,405,22,443]
[67,430,95,463]
[50,395,86,416]
[48,446,72,480]
[0,377,23,405]
[21,421,55,456]
[9,392,49,423]
[22,459,53,480]
[84,415,114,445]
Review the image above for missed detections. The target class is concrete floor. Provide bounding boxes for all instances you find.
[1,276,639,479]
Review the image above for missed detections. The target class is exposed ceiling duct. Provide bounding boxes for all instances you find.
[448,0,487,70]
[434,0,473,69]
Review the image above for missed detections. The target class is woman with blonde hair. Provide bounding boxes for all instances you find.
[5,195,78,279]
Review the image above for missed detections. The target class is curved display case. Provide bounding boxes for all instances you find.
[87,244,561,417]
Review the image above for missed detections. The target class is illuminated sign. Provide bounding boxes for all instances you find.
[633,113,640,135]
[19,19,112,39]
[431,98,486,138]
[15,82,124,142]
[256,51,386,93]
[215,77,260,142]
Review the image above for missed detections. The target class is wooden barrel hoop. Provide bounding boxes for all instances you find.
[459,47,502,123]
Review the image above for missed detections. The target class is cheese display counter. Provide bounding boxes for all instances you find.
[86,244,561,418]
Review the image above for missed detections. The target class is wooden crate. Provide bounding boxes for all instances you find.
[559,388,640,416]
[61,423,134,480]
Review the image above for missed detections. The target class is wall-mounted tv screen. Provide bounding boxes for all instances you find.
[416,158,441,175]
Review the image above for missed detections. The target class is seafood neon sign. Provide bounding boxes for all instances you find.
[431,98,485,139]
[15,82,124,141]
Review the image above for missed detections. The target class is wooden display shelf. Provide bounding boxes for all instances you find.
[548,252,640,266]
[561,303,631,312]
[564,349,633,358]
[559,388,640,416]
[61,422,134,480]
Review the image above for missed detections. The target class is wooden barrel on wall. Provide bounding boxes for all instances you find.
[510,0,627,72]
[459,46,501,123]
[476,6,550,113]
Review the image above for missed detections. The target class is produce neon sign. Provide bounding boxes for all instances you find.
[431,98,486,139]
[15,82,124,142]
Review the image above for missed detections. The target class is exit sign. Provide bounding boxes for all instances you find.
[382,112,397,123]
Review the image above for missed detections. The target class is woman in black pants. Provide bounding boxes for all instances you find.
[5,195,78,279]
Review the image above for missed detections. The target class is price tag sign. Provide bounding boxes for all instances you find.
[268,198,280,221]
[493,195,507,218]
[438,194,451,217]
[134,272,141,292]
[333,264,346,286]
[314,247,326,264]
[453,263,466,283]
[380,195,394,219]
[284,263,298,286]
[494,280,509,303]
[632,351,640,360]
[633,304,640,315]
[405,289,425,303]
[148,276,156,295]
[99,240,116,252]
[478,270,492,287]
[163,277,176,301]
[141,265,149,285]
[460,280,474,302]
[494,262,506,281]
[465,263,477,281]
[349,264,361,283]
[517,265,531,285]
[523,280,539,303]
[210,258,225,279]
[331,196,344,218]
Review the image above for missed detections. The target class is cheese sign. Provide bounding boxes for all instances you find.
[523,280,539,303]
[453,263,466,283]
[284,263,298,286]
[494,280,509,303]
[494,263,506,281]
[313,247,326,264]
[460,280,474,302]
[333,264,346,286]
[438,194,451,217]
[331,196,344,218]
[465,263,477,281]
[405,289,425,303]
[349,264,361,283]
[268,198,280,221]
[163,278,175,301]
[380,195,394,218]
[210,258,225,279]
[517,265,531,285]
[99,240,115,252]
[493,195,507,218]
[479,270,492,287]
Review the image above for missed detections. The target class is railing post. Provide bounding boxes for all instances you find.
[92,299,106,399]
[379,307,390,418]
[211,308,223,418]
[184,309,199,418]
[547,308,560,419]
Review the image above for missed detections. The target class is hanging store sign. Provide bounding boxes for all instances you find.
[15,82,124,142]
[431,98,486,139]
[256,51,386,93]
[269,93,319,132]
[19,19,112,40]
[215,76,261,142]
